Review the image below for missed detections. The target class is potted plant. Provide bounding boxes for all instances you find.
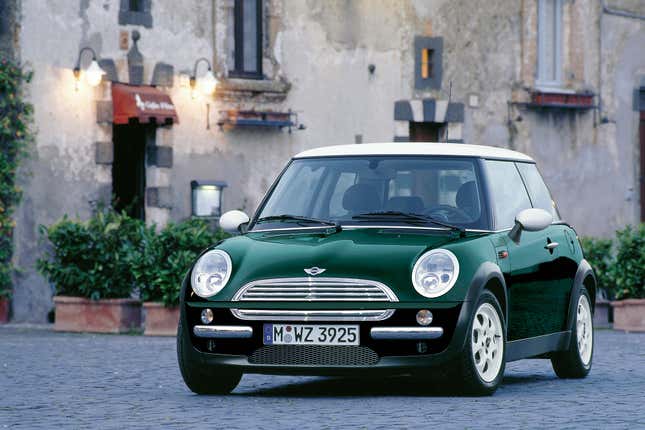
[0,291,9,324]
[580,237,613,328]
[133,218,227,336]
[37,209,144,333]
[609,225,645,332]
[0,264,10,324]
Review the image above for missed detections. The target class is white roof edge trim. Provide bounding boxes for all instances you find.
[293,142,534,162]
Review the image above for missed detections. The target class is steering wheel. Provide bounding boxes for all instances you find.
[425,205,472,223]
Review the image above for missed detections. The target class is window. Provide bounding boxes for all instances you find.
[118,0,152,28]
[414,36,443,89]
[516,163,560,220]
[128,0,143,12]
[228,0,263,79]
[483,160,532,229]
[421,49,434,79]
[254,157,489,230]
[537,0,563,88]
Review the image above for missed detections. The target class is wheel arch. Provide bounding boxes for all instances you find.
[566,259,597,331]
[464,261,508,335]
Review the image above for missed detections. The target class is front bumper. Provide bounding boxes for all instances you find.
[181,302,470,375]
[193,325,445,340]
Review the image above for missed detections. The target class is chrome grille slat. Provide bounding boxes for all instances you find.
[230,309,395,322]
[243,292,387,297]
[232,277,399,303]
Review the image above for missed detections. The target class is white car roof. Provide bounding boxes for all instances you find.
[294,142,534,163]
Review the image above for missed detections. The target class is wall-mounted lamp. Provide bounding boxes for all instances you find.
[190,57,218,96]
[191,180,227,217]
[73,47,105,89]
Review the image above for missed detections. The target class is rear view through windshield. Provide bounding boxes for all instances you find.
[254,156,489,230]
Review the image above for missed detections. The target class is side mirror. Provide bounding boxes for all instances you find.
[219,210,250,234]
[508,208,552,244]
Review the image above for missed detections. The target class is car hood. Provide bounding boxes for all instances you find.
[210,228,461,302]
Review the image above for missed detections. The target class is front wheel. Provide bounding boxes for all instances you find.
[551,288,593,378]
[177,319,242,394]
[456,290,506,395]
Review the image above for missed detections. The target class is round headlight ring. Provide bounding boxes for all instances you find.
[412,249,460,298]
[191,250,232,298]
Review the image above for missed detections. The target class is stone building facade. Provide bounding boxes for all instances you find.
[3,0,644,322]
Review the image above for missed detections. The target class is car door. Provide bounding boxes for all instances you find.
[514,162,576,336]
[482,159,562,341]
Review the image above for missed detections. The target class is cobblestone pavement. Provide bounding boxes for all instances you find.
[1,327,644,429]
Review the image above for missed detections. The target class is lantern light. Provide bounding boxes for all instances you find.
[73,47,105,89]
[190,57,218,96]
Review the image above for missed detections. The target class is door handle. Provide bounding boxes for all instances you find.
[545,242,559,250]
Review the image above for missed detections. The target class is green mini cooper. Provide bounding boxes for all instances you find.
[177,143,596,395]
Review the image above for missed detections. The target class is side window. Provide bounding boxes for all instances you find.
[483,160,532,229]
[516,162,560,220]
[228,0,263,79]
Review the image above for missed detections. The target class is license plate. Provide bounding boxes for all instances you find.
[263,324,359,346]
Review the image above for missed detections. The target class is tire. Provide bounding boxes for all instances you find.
[177,319,242,394]
[456,290,506,396]
[551,287,593,379]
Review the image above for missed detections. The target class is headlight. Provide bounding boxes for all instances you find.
[412,249,459,298]
[191,250,232,298]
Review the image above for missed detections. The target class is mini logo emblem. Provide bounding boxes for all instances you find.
[304,267,326,276]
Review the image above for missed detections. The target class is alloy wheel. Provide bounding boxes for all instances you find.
[576,294,593,366]
[471,302,504,383]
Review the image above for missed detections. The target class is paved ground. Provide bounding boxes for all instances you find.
[0,327,644,429]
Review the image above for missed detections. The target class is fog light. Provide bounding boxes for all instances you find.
[416,309,433,326]
[201,308,214,324]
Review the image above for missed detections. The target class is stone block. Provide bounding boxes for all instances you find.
[146,186,172,209]
[147,146,173,168]
[96,101,113,124]
[95,141,113,164]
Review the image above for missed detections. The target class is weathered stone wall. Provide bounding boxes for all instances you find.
[10,0,645,321]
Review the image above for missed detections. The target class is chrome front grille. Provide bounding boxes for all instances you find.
[232,277,398,302]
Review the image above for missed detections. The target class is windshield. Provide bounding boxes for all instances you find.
[252,156,489,230]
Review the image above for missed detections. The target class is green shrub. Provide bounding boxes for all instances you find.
[610,224,645,300]
[580,236,613,295]
[0,60,33,298]
[39,209,228,306]
[37,209,146,300]
[130,218,228,307]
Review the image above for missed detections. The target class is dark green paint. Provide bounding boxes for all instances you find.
[196,222,582,342]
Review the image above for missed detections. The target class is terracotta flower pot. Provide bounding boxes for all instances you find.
[611,299,645,332]
[0,297,9,324]
[53,296,142,334]
[143,302,179,336]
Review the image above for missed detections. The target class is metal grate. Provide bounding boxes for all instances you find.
[248,345,380,366]
[233,277,398,302]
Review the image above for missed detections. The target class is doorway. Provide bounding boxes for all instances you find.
[410,121,443,142]
[112,124,152,220]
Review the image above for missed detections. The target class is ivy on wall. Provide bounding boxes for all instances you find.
[0,59,33,298]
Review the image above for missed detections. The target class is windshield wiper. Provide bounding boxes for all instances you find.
[352,211,465,235]
[256,214,342,232]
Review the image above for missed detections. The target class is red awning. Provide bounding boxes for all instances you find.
[111,83,179,125]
